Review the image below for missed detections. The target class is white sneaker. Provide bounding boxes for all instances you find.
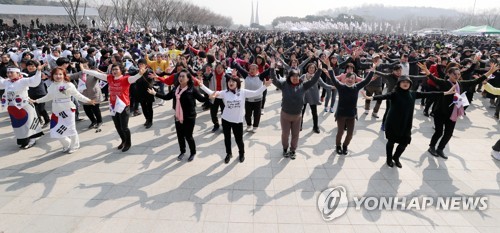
[372,113,379,118]
[246,126,253,132]
[364,109,369,115]
[67,147,79,154]
[324,107,328,112]
[261,109,264,115]
[492,150,500,160]
[62,147,70,153]
[252,127,258,133]
[23,139,37,149]
[158,99,165,106]
[330,107,335,113]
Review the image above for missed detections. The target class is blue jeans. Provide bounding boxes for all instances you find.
[324,89,337,108]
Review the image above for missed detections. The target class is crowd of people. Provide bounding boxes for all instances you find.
[1,20,500,166]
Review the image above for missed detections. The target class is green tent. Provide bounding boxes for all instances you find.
[452,25,500,35]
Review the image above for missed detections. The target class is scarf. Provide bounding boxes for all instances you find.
[175,86,188,123]
[449,81,464,122]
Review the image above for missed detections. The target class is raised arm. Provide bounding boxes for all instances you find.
[303,69,322,90]
[244,85,267,98]
[355,71,375,91]
[128,67,147,84]
[484,82,500,95]
[232,61,249,78]
[83,69,108,81]
[269,58,284,89]
[67,83,91,103]
[460,64,498,88]
[26,70,42,87]
[417,62,448,87]
[372,92,395,101]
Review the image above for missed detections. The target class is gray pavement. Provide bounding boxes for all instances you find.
[0,89,499,233]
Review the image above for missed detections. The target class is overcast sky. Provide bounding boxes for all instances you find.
[187,0,499,25]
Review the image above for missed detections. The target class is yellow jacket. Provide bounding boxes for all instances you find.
[484,83,500,95]
[146,55,170,73]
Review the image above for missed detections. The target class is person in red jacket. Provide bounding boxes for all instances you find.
[425,56,448,117]
[82,64,146,152]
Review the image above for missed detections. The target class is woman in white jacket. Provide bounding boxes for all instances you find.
[0,65,45,149]
[198,71,272,163]
[32,67,95,153]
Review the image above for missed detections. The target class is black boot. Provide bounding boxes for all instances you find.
[188,153,195,162]
[393,158,402,168]
[386,156,394,167]
[342,145,348,155]
[224,154,232,164]
[122,131,131,152]
[239,153,245,163]
[177,153,185,161]
[336,145,342,155]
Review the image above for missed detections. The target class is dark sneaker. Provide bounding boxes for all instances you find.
[289,151,296,160]
[211,124,220,132]
[239,154,245,163]
[188,154,195,162]
[436,149,448,159]
[428,147,438,157]
[283,149,289,158]
[224,154,232,164]
[177,153,185,161]
[342,145,348,155]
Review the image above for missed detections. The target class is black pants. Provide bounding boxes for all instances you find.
[102,83,109,100]
[245,101,261,127]
[112,107,131,146]
[129,84,139,112]
[210,98,225,126]
[175,118,196,154]
[424,86,438,114]
[386,140,407,161]
[83,104,102,124]
[222,119,244,155]
[72,97,80,119]
[430,114,456,150]
[34,102,50,123]
[301,104,318,130]
[261,89,267,109]
[140,100,154,123]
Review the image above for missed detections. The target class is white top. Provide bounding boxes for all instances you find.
[200,85,266,123]
[0,71,41,109]
[36,81,90,113]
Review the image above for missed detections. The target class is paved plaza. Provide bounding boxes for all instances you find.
[0,89,499,233]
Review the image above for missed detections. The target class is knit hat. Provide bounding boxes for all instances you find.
[397,75,413,89]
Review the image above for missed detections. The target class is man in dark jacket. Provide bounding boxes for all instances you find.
[24,60,50,128]
[131,59,155,128]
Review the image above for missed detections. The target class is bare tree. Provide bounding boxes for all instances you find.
[95,3,114,30]
[60,0,87,29]
[135,0,154,30]
[480,8,500,28]
[111,0,137,30]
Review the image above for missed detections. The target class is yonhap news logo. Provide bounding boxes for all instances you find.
[317,186,488,221]
[317,186,349,221]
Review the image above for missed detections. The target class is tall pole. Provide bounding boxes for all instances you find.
[471,0,477,25]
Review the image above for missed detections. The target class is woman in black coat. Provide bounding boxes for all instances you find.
[365,76,456,168]
[147,69,208,162]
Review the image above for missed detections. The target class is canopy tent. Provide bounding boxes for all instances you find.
[451,25,500,35]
